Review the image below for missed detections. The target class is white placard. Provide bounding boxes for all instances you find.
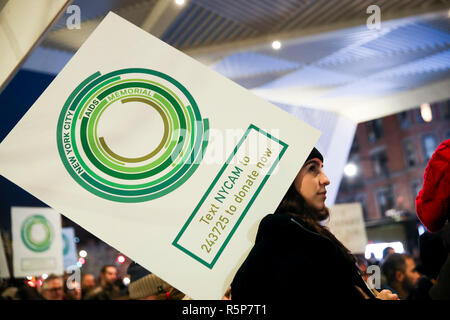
[327,202,368,254]
[62,227,78,270]
[0,234,10,278]
[11,207,63,277]
[0,13,320,299]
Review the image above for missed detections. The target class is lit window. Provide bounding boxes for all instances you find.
[376,187,395,216]
[422,134,437,162]
[371,149,389,176]
[367,119,383,143]
[397,111,411,129]
[402,139,417,167]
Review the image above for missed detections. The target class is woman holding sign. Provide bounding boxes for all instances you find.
[230,148,398,300]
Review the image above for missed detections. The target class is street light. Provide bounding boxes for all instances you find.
[344,162,358,177]
[79,250,87,258]
[420,103,432,122]
[117,255,126,264]
[272,40,281,50]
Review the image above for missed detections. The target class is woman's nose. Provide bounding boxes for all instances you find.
[320,172,330,186]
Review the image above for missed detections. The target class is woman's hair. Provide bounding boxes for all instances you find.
[274,183,329,223]
[275,182,356,265]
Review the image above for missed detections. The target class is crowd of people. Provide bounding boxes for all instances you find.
[355,235,449,300]
[0,262,190,300]
[1,234,448,301]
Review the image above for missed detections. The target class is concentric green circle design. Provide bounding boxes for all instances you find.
[21,215,53,253]
[57,68,209,203]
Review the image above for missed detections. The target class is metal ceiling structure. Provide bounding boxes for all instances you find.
[23,0,450,123]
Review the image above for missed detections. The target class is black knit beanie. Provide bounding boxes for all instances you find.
[305,147,323,164]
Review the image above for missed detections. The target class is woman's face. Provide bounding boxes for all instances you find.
[294,158,330,211]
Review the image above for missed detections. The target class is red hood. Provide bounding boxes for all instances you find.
[416,139,450,232]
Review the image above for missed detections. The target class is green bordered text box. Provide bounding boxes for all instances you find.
[172,124,288,269]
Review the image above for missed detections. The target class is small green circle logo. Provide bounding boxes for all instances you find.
[57,68,209,203]
[21,215,53,252]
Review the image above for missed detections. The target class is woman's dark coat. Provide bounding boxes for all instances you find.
[231,213,375,300]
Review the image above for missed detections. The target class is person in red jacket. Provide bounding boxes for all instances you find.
[416,139,450,232]
[415,139,450,300]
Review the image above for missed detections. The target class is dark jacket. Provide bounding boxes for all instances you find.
[429,253,450,300]
[231,213,375,300]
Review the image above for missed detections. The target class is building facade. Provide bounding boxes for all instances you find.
[336,99,450,221]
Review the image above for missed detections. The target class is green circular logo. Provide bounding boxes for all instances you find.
[21,215,53,252]
[57,68,209,203]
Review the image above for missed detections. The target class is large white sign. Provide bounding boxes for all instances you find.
[327,202,368,254]
[0,234,10,278]
[62,227,78,270]
[11,207,63,277]
[0,13,320,299]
